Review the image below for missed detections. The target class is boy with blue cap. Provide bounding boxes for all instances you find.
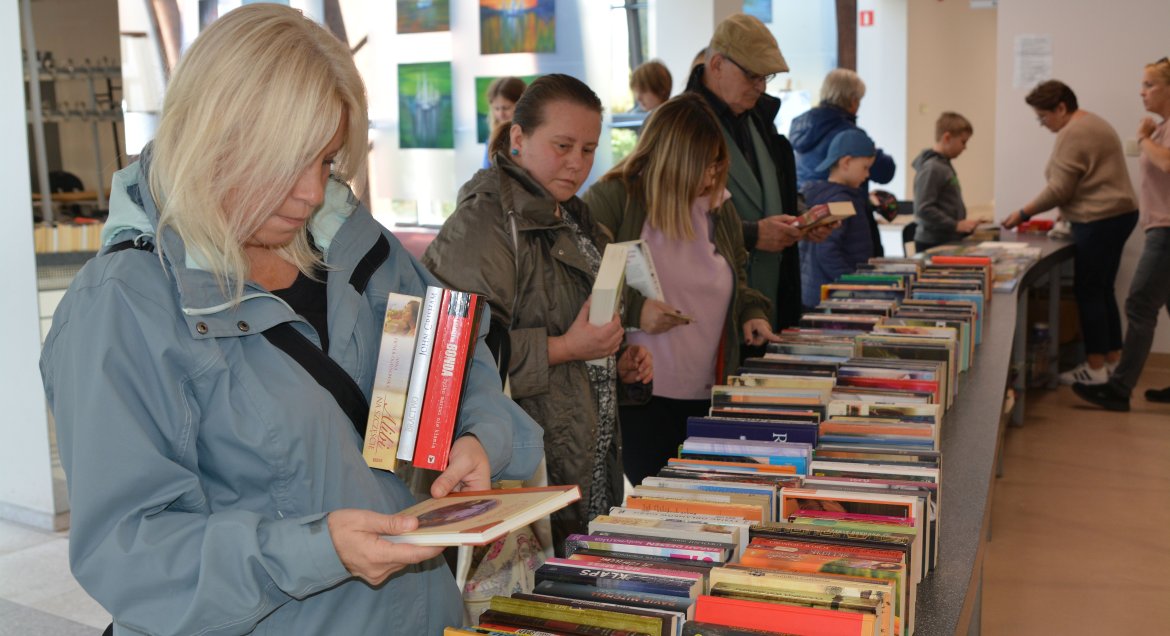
[798,129,877,309]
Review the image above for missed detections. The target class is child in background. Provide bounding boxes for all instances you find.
[630,60,672,113]
[912,112,979,252]
[798,129,877,309]
[482,76,527,168]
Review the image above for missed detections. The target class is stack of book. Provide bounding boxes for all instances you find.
[362,286,483,473]
[444,252,1001,635]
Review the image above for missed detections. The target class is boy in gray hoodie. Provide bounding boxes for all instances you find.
[913,112,978,251]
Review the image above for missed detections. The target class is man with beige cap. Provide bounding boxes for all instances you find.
[686,13,826,331]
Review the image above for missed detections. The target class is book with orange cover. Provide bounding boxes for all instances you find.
[668,458,798,475]
[624,495,766,523]
[694,595,873,636]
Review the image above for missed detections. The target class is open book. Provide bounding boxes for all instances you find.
[383,485,581,546]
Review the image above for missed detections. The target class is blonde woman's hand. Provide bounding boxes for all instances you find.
[553,297,623,363]
[327,510,444,586]
[1139,117,1157,141]
[618,345,653,384]
[639,298,691,335]
[432,435,491,498]
[742,318,781,347]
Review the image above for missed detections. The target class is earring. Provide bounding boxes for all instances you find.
[511,148,519,156]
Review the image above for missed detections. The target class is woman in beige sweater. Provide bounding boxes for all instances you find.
[1003,80,1139,385]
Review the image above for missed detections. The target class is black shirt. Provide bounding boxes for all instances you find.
[273,268,330,353]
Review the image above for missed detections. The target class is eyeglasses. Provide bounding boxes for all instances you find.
[724,56,776,85]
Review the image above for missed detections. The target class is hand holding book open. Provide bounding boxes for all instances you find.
[639,298,694,334]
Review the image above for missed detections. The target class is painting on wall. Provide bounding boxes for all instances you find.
[480,0,555,55]
[398,0,450,34]
[398,62,454,149]
[475,74,540,143]
[744,0,772,23]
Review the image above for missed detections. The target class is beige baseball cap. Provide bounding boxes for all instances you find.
[709,13,789,76]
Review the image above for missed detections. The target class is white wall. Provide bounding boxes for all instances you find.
[906,0,996,218]
[2,1,59,529]
[857,0,907,199]
[995,0,1170,354]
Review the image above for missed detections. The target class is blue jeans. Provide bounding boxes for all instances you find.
[1070,211,1137,356]
[1111,227,1170,393]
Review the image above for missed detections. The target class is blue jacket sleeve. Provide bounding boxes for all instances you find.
[40,273,351,636]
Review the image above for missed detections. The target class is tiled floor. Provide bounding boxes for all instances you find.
[0,520,109,635]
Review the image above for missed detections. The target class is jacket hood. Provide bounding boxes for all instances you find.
[459,156,594,233]
[99,143,363,318]
[801,179,858,203]
[913,148,947,171]
[102,144,359,264]
[789,105,855,153]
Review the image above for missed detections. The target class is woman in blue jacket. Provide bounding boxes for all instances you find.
[39,6,542,635]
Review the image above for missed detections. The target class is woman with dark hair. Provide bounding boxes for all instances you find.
[483,76,528,168]
[1003,80,1139,385]
[584,93,777,485]
[423,74,653,551]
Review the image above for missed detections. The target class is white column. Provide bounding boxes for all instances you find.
[857,0,908,199]
[1,1,62,530]
[649,0,730,98]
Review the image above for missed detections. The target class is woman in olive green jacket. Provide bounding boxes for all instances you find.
[422,75,652,553]
[583,93,777,486]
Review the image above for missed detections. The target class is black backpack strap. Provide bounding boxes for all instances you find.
[262,323,370,440]
[349,234,390,295]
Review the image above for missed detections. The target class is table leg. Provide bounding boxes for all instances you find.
[1047,265,1062,389]
[1011,293,1029,427]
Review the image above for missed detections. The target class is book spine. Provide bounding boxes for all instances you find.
[414,291,476,471]
[535,565,694,597]
[362,293,424,471]
[478,609,644,636]
[533,580,694,613]
[397,286,443,461]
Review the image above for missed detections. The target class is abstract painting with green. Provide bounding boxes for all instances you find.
[398,62,454,149]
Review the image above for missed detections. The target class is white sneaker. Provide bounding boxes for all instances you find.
[1060,362,1109,386]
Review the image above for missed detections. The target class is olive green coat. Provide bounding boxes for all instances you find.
[583,178,771,379]
[422,159,632,552]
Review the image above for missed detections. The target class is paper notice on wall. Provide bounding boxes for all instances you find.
[1014,35,1053,89]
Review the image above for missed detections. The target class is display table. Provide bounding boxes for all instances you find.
[913,232,1073,635]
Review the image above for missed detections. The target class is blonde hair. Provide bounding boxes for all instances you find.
[150,4,368,301]
[1147,57,1170,85]
[935,111,973,141]
[600,94,729,241]
[819,68,866,110]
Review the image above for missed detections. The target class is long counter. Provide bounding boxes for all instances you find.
[913,233,1074,635]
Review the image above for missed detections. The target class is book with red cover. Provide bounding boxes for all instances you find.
[413,290,481,471]
[694,595,871,636]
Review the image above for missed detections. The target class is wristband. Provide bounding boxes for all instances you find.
[1018,209,1032,222]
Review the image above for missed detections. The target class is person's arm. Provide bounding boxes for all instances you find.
[1139,117,1170,173]
[913,163,960,235]
[869,148,896,185]
[722,201,771,329]
[1025,134,1084,215]
[41,278,359,635]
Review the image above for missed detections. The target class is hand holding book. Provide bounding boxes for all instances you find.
[639,298,693,334]
[430,435,491,498]
[550,297,623,365]
[327,509,445,586]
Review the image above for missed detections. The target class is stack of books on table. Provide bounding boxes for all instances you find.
[443,256,998,635]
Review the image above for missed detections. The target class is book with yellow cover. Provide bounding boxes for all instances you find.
[384,486,580,546]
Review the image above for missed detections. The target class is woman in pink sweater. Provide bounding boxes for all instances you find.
[1003,80,1139,386]
[1073,58,1170,410]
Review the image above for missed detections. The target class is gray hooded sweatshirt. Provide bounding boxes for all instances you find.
[912,148,967,245]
